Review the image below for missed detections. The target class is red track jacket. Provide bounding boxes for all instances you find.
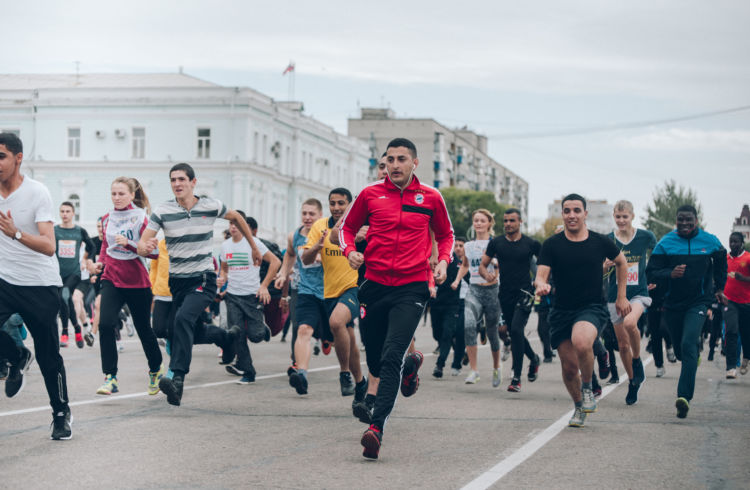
[339,175,454,287]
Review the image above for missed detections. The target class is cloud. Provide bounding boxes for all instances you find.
[617,128,750,152]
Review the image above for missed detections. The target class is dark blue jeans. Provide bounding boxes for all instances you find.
[724,301,750,370]
[431,302,461,370]
[665,304,707,401]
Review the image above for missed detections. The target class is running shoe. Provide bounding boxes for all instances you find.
[433,366,443,378]
[528,354,540,382]
[5,347,33,398]
[353,375,368,403]
[125,316,135,337]
[726,369,737,379]
[462,353,469,366]
[432,347,439,355]
[450,367,461,376]
[675,397,689,418]
[479,323,487,345]
[667,347,677,363]
[159,375,183,406]
[361,425,382,459]
[286,364,297,377]
[507,377,521,392]
[75,333,84,349]
[289,370,308,395]
[492,368,501,388]
[236,375,254,385]
[50,410,72,440]
[313,340,321,356]
[60,334,69,348]
[607,376,620,385]
[96,375,119,395]
[582,388,597,413]
[568,406,586,428]
[340,371,356,396]
[83,331,95,347]
[400,351,423,397]
[625,379,641,405]
[543,356,553,363]
[148,365,165,395]
[501,344,511,362]
[464,370,480,384]
[117,340,124,352]
[593,385,602,398]
[322,340,332,356]
[0,362,7,381]
[225,364,243,376]
[656,366,666,378]
[741,358,749,375]
[597,351,610,379]
[352,396,375,425]
[707,351,714,362]
[632,358,645,385]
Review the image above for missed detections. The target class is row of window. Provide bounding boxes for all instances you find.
[66,127,207,160]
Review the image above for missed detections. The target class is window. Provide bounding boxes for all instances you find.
[68,193,81,221]
[67,128,80,158]
[262,134,267,165]
[197,128,210,159]
[132,127,145,159]
[253,132,259,161]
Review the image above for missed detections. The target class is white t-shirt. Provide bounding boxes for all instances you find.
[464,239,496,285]
[221,236,269,296]
[0,176,62,286]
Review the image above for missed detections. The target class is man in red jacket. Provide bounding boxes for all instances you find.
[340,137,454,459]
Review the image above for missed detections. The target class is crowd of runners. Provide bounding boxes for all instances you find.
[0,132,747,459]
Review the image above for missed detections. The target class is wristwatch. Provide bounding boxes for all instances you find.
[13,230,21,240]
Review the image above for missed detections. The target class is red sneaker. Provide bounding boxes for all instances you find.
[361,425,382,459]
[75,333,84,349]
[60,334,69,348]
[400,351,423,397]
[322,340,332,356]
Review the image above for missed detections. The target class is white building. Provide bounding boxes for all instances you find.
[732,204,750,241]
[348,108,529,222]
[547,197,612,234]
[0,72,371,244]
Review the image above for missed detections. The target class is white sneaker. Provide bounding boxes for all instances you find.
[726,369,737,379]
[116,340,124,352]
[656,366,665,378]
[450,368,461,376]
[464,370,480,384]
[741,359,749,375]
[501,344,511,362]
[492,368,501,388]
[667,347,677,363]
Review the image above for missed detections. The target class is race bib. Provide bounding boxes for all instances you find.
[58,240,76,259]
[627,263,639,286]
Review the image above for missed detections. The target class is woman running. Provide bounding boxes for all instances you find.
[452,209,502,386]
[93,177,164,395]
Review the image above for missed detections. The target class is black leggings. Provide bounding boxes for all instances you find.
[98,281,162,376]
[501,296,537,378]
[59,273,81,334]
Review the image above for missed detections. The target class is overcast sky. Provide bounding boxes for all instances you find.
[8,1,750,242]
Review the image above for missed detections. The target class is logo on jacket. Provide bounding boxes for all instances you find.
[360,306,366,319]
[415,194,424,205]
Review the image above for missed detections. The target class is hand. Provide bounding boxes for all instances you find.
[715,290,728,306]
[138,237,159,256]
[671,264,687,278]
[433,260,448,285]
[355,225,368,243]
[274,275,286,290]
[251,247,262,266]
[0,209,18,238]
[615,297,632,318]
[317,229,329,248]
[92,262,103,274]
[217,275,226,288]
[429,254,439,272]
[114,234,128,246]
[450,280,459,290]
[482,272,498,285]
[89,275,97,283]
[647,283,656,291]
[257,285,271,305]
[603,258,615,269]
[429,286,437,298]
[347,251,364,270]
[535,281,551,296]
[280,296,289,313]
[728,271,736,279]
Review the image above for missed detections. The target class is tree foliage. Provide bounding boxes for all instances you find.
[439,187,507,239]
[644,180,704,240]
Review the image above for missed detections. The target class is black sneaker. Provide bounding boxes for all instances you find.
[5,347,33,398]
[632,358,645,385]
[225,364,243,376]
[433,365,443,378]
[361,425,383,459]
[221,326,242,364]
[353,375,368,402]
[675,397,689,418]
[50,410,72,440]
[340,372,356,396]
[0,361,8,380]
[462,352,469,366]
[597,350,610,379]
[289,370,308,395]
[353,396,375,424]
[528,355,540,382]
[508,377,521,392]
[159,376,183,406]
[707,350,714,361]
[543,356,553,363]
[83,331,95,347]
[607,376,620,385]
[625,379,641,405]
[400,351,423,397]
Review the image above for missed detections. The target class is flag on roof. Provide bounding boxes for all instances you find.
[282,62,295,75]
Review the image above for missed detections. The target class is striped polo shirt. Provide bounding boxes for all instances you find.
[148,197,226,278]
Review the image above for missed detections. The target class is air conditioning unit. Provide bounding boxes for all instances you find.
[95,130,106,139]
[114,128,126,139]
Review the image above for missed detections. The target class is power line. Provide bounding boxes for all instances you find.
[488,104,750,141]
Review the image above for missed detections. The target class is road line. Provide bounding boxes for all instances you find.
[461,356,653,490]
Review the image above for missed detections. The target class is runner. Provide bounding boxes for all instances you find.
[302,188,367,402]
[340,137,454,459]
[92,177,164,395]
[219,213,278,384]
[54,201,95,348]
[534,193,630,428]
[432,237,465,378]
[645,204,726,418]
[137,162,260,406]
[604,200,657,405]
[0,132,72,439]
[453,209,502,387]
[86,217,105,345]
[480,208,542,392]
[724,232,750,378]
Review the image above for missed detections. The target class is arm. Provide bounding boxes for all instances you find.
[430,192,455,284]
[0,211,57,256]
[478,254,498,283]
[301,227,327,266]
[217,259,229,289]
[137,228,159,257]
[339,192,368,269]
[534,265,552,296]
[613,252,632,317]
[225,209,261,266]
[451,257,470,290]
[274,232,296,290]
[258,251,281,305]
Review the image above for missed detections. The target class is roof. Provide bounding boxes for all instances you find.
[0,73,219,90]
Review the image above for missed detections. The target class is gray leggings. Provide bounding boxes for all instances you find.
[464,284,501,351]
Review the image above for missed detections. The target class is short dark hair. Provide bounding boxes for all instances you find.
[60,201,75,211]
[676,204,697,218]
[455,236,467,243]
[0,133,22,155]
[730,231,745,243]
[386,138,417,159]
[561,193,587,210]
[169,162,195,180]
[504,208,522,220]
[235,210,246,219]
[329,187,352,203]
[245,216,258,230]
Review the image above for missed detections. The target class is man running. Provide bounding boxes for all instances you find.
[137,162,261,406]
[0,132,72,440]
[724,232,750,378]
[340,137,454,459]
[534,194,630,428]
[604,200,657,405]
[302,188,367,402]
[645,204,726,418]
[480,208,542,392]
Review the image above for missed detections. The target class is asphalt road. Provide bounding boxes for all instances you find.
[2,314,749,489]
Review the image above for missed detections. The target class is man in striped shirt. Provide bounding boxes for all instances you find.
[138,163,261,406]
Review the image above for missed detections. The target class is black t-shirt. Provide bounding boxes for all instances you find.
[485,234,541,299]
[538,231,619,310]
[434,252,461,305]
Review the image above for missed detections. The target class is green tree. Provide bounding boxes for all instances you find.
[644,180,705,240]
[439,188,507,239]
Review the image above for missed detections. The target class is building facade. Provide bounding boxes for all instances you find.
[0,73,371,244]
[348,108,529,223]
[732,204,750,241]
[547,197,612,235]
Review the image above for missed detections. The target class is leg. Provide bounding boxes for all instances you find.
[571,321,598,385]
[452,301,466,371]
[329,302,353,373]
[97,281,126,377]
[725,302,740,371]
[463,294,480,373]
[347,327,363,381]
[537,309,553,359]
[557,340,582,403]
[294,324,314,370]
[169,275,217,377]
[125,288,163,373]
[613,321,634,380]
[649,307,664,368]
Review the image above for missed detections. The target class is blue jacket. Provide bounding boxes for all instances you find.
[645,229,726,310]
